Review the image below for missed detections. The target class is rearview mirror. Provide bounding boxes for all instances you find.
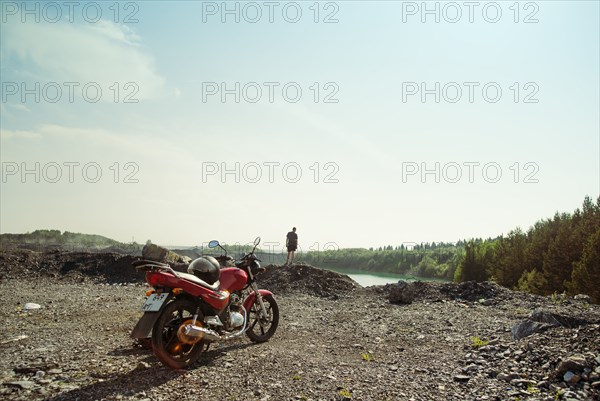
[208,240,219,248]
[254,237,261,246]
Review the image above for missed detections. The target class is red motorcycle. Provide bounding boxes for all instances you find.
[130,237,279,369]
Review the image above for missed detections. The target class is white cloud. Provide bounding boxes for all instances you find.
[1,124,191,161]
[85,21,141,46]
[12,104,31,112]
[0,103,30,124]
[1,20,165,100]
[0,128,41,140]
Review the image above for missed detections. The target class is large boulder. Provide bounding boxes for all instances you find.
[511,310,589,340]
[556,355,588,376]
[389,281,415,304]
[142,242,191,264]
[529,310,588,328]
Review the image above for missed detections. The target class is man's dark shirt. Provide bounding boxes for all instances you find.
[287,231,298,247]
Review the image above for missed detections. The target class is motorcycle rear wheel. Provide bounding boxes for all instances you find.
[246,294,279,343]
[152,299,208,369]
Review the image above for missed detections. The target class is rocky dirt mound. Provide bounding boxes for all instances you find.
[371,280,546,306]
[438,280,523,302]
[257,263,361,298]
[0,249,142,283]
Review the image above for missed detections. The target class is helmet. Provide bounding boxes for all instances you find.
[188,256,220,284]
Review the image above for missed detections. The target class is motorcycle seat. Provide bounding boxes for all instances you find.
[178,272,221,291]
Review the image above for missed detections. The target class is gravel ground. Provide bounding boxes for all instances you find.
[0,250,599,401]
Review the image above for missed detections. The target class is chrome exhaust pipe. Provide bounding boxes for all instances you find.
[183,308,248,342]
[184,325,221,341]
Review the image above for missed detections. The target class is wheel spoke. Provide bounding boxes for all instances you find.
[153,299,208,369]
[165,333,182,356]
[244,295,278,343]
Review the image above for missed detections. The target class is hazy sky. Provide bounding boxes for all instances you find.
[1,1,598,251]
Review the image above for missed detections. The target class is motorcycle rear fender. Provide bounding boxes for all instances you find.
[130,293,173,339]
[243,289,273,313]
[146,271,209,297]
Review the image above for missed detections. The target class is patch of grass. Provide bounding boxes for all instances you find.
[514,307,529,315]
[339,387,351,398]
[361,352,373,362]
[470,336,489,348]
[527,384,540,394]
[554,388,564,400]
[292,374,301,381]
[551,292,567,304]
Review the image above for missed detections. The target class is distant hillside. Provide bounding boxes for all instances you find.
[0,229,142,254]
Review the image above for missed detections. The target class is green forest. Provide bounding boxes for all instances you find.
[456,196,600,303]
[302,196,600,303]
[300,241,464,281]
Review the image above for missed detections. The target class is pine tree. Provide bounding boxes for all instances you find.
[570,228,600,303]
[541,215,578,294]
[491,229,526,288]
[457,241,488,282]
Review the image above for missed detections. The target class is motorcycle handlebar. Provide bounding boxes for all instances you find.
[241,254,261,263]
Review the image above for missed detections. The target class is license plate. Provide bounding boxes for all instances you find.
[141,293,168,312]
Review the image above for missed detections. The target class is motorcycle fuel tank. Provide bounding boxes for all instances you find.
[219,268,248,292]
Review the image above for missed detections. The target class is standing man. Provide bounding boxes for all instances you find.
[286,227,298,266]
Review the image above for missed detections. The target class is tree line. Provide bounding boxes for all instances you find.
[300,242,465,280]
[455,196,600,303]
[300,196,600,303]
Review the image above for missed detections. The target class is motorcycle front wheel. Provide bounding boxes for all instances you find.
[152,299,208,369]
[246,294,279,342]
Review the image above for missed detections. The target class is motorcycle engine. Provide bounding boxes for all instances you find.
[223,293,245,330]
[229,311,244,329]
